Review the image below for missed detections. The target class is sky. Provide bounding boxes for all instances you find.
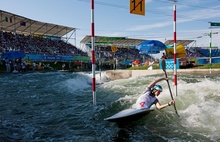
[1,0,220,55]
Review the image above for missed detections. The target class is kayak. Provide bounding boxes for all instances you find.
[104,107,154,123]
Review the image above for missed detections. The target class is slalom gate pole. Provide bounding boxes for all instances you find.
[91,0,96,105]
[173,4,178,97]
[209,31,212,74]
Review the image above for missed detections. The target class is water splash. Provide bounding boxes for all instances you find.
[0,72,220,141]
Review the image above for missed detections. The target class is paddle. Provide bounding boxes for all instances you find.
[162,59,180,117]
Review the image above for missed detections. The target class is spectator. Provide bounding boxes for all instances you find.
[161,52,167,59]
[5,57,11,73]
[62,63,66,70]
[32,61,36,71]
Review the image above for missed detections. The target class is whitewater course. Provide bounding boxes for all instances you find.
[0,69,220,142]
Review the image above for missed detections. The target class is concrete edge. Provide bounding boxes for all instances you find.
[106,69,220,80]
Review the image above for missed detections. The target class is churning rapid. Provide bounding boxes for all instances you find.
[0,71,219,142]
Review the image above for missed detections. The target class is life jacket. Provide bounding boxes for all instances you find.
[136,88,157,109]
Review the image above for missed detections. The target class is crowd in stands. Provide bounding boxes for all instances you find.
[1,31,220,72]
[186,47,220,58]
[185,48,203,58]
[0,31,87,56]
[4,31,217,64]
[95,45,152,61]
[0,31,153,64]
[0,31,156,72]
[197,48,220,57]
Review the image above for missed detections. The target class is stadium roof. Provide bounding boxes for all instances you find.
[81,36,195,48]
[0,10,75,37]
[80,35,146,47]
[164,40,195,46]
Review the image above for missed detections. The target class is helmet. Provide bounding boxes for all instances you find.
[153,85,163,92]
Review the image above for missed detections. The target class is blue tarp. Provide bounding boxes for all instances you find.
[1,51,25,60]
[136,40,166,54]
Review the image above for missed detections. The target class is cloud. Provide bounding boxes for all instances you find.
[126,21,171,31]
[126,4,220,32]
[180,0,207,5]
[177,6,220,23]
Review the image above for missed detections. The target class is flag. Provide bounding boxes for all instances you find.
[5,17,12,23]
[20,22,26,26]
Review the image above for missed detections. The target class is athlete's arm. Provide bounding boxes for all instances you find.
[148,78,168,88]
[155,100,175,110]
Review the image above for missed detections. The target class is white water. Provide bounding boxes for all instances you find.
[1,71,219,141]
[99,73,220,141]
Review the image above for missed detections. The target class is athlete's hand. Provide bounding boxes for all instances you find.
[169,100,175,106]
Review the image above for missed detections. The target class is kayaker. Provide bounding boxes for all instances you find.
[135,78,175,110]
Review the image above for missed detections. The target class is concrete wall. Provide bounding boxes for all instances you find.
[106,70,132,80]
[106,69,220,80]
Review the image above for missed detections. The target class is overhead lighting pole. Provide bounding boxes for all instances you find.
[208,31,213,74]
[208,22,220,73]
[204,31,218,74]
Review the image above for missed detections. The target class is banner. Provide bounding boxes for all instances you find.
[159,59,180,70]
[24,54,90,61]
[196,57,220,65]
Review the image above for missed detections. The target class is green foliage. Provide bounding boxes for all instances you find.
[193,64,220,69]
[127,64,160,70]
[127,63,220,70]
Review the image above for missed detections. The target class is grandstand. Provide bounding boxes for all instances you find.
[2,9,219,71]
[164,39,195,47]
[164,40,220,58]
[0,10,88,58]
[80,35,154,65]
[80,37,215,67]
[0,10,159,71]
[193,47,220,57]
